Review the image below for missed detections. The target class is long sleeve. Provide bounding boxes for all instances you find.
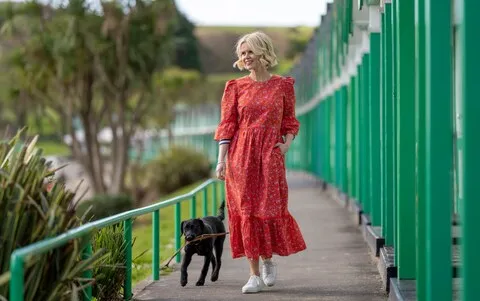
[214,80,238,143]
[280,77,300,137]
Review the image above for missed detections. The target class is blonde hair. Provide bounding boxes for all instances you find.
[233,31,279,70]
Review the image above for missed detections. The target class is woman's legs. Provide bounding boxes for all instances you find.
[242,257,263,293]
[248,256,273,275]
[248,258,260,276]
[242,258,276,293]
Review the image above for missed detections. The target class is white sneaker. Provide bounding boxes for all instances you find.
[262,260,277,287]
[241,275,265,293]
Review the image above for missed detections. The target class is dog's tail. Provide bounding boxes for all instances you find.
[217,200,226,221]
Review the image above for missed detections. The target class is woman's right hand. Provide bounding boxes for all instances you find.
[216,162,226,180]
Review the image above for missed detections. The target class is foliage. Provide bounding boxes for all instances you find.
[145,66,208,148]
[91,224,127,301]
[173,11,202,71]
[0,0,203,196]
[148,146,211,194]
[285,26,314,61]
[36,140,70,156]
[76,194,133,222]
[0,129,105,300]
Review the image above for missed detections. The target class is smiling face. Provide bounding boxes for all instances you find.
[233,31,278,71]
[239,42,261,71]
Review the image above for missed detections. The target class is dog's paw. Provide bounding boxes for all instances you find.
[180,277,188,287]
[195,280,205,286]
[211,272,219,282]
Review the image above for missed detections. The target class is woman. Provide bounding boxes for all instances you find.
[214,31,307,294]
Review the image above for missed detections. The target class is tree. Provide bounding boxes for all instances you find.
[0,0,180,195]
[173,11,202,71]
[151,66,203,144]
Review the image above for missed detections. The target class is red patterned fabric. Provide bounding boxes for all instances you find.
[214,75,307,259]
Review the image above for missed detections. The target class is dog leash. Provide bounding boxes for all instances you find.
[161,232,230,270]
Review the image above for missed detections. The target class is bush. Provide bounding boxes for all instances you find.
[149,146,211,194]
[92,224,127,301]
[0,130,105,300]
[77,194,134,222]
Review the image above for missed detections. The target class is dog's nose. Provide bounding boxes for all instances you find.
[186,235,194,241]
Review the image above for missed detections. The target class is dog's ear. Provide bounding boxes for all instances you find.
[198,219,205,232]
[180,221,185,236]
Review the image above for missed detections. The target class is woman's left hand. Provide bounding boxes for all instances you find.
[274,142,290,155]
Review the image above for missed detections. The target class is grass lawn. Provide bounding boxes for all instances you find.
[37,140,71,156]
[131,179,224,286]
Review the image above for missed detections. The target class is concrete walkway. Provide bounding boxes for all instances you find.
[133,172,387,301]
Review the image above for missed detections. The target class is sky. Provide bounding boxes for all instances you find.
[174,0,329,27]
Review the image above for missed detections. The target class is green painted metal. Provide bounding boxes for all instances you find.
[383,1,394,247]
[346,80,353,196]
[360,54,371,214]
[9,255,24,301]
[174,203,182,263]
[203,189,208,216]
[391,0,398,266]
[324,99,332,183]
[350,75,358,199]
[153,210,160,280]
[369,33,381,226]
[190,195,197,218]
[459,1,480,300]
[337,89,342,190]
[380,10,386,237]
[452,25,462,218]
[395,0,417,279]
[414,0,426,299]
[354,67,361,200]
[424,0,453,298]
[212,184,218,215]
[82,243,93,301]
[124,218,132,300]
[330,97,336,184]
[335,88,347,192]
[8,179,220,301]
[311,104,321,177]
[459,0,480,301]
[341,86,348,193]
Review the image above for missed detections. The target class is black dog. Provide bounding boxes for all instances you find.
[180,201,226,287]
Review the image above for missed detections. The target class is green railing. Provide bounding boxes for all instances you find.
[8,178,225,301]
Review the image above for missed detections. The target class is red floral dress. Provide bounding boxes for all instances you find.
[214,74,307,260]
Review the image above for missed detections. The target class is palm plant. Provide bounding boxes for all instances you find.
[0,129,105,300]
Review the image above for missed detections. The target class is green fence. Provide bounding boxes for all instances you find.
[285,0,479,300]
[8,179,225,301]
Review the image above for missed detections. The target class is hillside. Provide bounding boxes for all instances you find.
[195,26,314,74]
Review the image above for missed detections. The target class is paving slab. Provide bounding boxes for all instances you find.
[133,172,387,301]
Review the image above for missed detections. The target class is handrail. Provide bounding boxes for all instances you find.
[9,178,225,301]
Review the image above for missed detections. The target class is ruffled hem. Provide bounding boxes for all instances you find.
[228,214,307,260]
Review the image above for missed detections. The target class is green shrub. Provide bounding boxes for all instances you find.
[92,224,127,301]
[0,129,105,301]
[149,146,211,194]
[77,194,134,222]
